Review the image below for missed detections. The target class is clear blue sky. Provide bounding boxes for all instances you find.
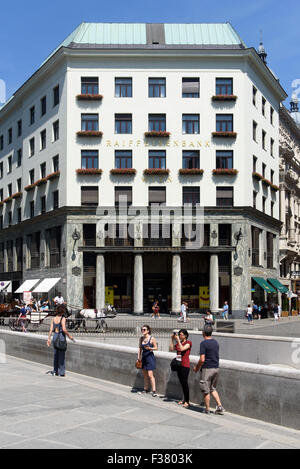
[0,0,299,107]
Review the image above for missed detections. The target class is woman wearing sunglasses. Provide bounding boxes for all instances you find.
[138,325,158,397]
[169,329,192,408]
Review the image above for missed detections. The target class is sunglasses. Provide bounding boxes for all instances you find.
[141,328,148,332]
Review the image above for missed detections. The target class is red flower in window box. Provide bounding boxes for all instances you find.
[262,178,272,187]
[46,171,60,181]
[143,168,170,175]
[212,95,237,101]
[76,168,103,175]
[11,192,22,199]
[76,94,103,101]
[179,169,204,175]
[110,168,136,175]
[35,177,48,187]
[3,196,12,204]
[270,184,279,192]
[212,131,237,138]
[76,131,103,137]
[252,172,263,181]
[144,131,171,138]
[24,184,36,192]
[212,169,238,176]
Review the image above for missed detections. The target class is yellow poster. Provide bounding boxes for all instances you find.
[199,286,210,308]
[105,286,114,305]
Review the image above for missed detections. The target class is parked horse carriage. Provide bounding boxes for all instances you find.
[0,301,20,327]
[67,304,117,332]
[7,305,71,332]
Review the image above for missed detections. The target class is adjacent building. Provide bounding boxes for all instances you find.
[0,23,287,315]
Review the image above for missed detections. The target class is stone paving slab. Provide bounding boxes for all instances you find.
[0,356,300,449]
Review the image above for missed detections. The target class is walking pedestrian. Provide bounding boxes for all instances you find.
[151,300,160,319]
[273,304,279,322]
[169,329,192,408]
[193,325,224,415]
[222,301,229,320]
[178,301,187,323]
[138,325,158,397]
[246,304,254,324]
[278,303,282,320]
[18,304,28,333]
[47,305,74,377]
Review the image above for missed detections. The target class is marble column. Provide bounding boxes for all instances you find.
[209,254,219,314]
[290,192,296,242]
[280,185,286,237]
[96,254,105,310]
[172,254,181,313]
[134,254,143,314]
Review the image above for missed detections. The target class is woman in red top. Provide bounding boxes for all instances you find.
[169,329,192,408]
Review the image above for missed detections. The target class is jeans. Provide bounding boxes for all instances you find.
[53,334,66,376]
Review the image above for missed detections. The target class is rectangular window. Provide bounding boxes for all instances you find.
[216,78,233,95]
[253,86,257,106]
[17,149,22,167]
[8,212,12,228]
[30,106,35,125]
[53,155,59,172]
[7,155,12,173]
[216,114,233,132]
[270,107,274,125]
[182,150,200,169]
[40,162,46,178]
[17,208,21,224]
[7,183,12,196]
[81,150,99,169]
[262,163,266,178]
[251,226,260,266]
[81,114,99,131]
[262,130,266,150]
[0,135,3,150]
[182,114,199,134]
[8,128,12,144]
[148,187,166,205]
[115,114,132,134]
[253,121,257,141]
[148,78,166,98]
[253,191,257,209]
[115,150,132,169]
[148,114,166,132]
[219,224,231,246]
[29,169,35,184]
[30,201,35,219]
[262,196,266,213]
[29,232,40,268]
[149,150,166,169]
[53,85,59,106]
[267,232,274,268]
[115,78,132,97]
[271,201,274,218]
[271,169,274,184]
[262,97,266,116]
[17,178,22,192]
[183,187,200,206]
[182,78,199,98]
[16,238,23,270]
[40,129,46,150]
[29,137,35,156]
[17,119,22,137]
[41,96,47,116]
[81,77,98,95]
[0,162,3,178]
[216,187,233,207]
[53,120,59,141]
[40,195,46,214]
[253,155,257,172]
[0,189,3,201]
[48,226,62,267]
[270,138,274,156]
[81,186,99,206]
[216,150,233,169]
[115,187,132,206]
[53,190,59,210]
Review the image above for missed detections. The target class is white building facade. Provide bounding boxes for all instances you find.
[0,23,287,315]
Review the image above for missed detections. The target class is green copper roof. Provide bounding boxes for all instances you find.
[164,23,244,46]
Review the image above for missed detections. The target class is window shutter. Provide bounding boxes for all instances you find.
[81,187,99,205]
[182,79,199,94]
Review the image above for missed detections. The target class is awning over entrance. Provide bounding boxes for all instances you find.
[0,281,11,292]
[15,279,40,293]
[252,277,276,293]
[267,278,289,293]
[32,278,61,293]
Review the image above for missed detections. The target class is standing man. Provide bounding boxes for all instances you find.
[178,301,187,323]
[277,303,282,321]
[193,325,225,415]
[222,301,229,320]
[53,292,65,306]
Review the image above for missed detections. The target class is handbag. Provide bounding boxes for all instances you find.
[53,318,67,351]
[135,359,142,369]
[170,357,182,372]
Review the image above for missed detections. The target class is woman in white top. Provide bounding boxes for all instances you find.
[247,304,254,324]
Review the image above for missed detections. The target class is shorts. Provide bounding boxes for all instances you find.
[199,368,219,395]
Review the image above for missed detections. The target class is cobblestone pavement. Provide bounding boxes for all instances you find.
[0,356,299,449]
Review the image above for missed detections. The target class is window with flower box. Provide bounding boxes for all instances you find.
[7,155,12,174]
[182,150,200,169]
[53,155,59,172]
[17,178,22,192]
[149,78,166,97]
[115,150,132,169]
[81,114,99,131]
[148,114,166,132]
[216,78,233,95]
[81,77,99,95]
[81,150,99,169]
[40,129,46,150]
[149,150,166,169]
[53,120,59,141]
[115,78,132,97]
[40,162,46,178]
[216,150,233,169]
[216,114,233,132]
[182,114,199,134]
[115,114,132,134]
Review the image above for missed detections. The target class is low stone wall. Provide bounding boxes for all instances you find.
[189,331,300,369]
[1,330,300,430]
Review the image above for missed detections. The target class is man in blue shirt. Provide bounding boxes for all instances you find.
[193,325,225,415]
[222,301,229,320]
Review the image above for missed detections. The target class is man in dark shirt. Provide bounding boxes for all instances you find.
[193,325,225,415]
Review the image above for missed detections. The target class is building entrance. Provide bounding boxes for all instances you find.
[144,275,171,314]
